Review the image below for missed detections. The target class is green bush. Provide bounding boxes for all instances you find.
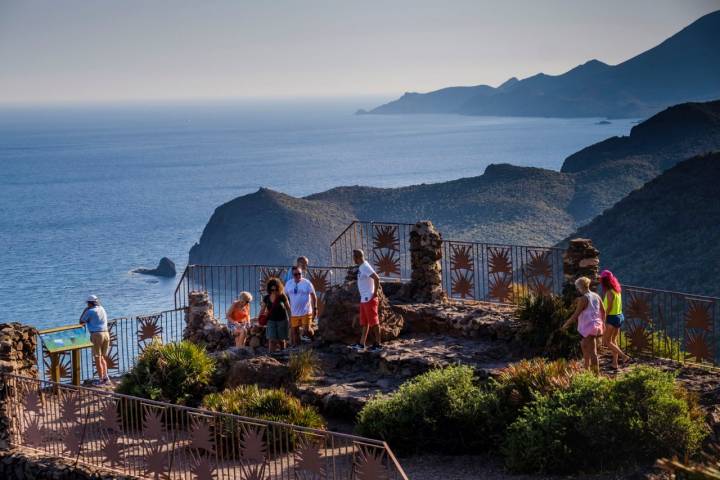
[202,385,325,452]
[116,340,215,407]
[289,349,320,383]
[503,367,707,474]
[355,365,494,454]
[516,294,579,358]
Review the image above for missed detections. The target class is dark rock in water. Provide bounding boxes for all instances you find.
[596,120,612,125]
[133,257,176,277]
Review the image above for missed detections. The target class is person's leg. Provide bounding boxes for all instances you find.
[237,326,247,347]
[591,336,600,374]
[580,337,591,369]
[604,325,620,368]
[371,325,381,346]
[361,325,369,347]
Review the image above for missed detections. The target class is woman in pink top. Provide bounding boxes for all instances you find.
[562,277,605,374]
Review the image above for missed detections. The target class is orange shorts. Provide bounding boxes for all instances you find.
[290,314,313,329]
[359,297,379,327]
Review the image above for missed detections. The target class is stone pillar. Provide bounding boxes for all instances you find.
[0,323,39,450]
[183,291,233,352]
[562,238,600,305]
[407,221,446,303]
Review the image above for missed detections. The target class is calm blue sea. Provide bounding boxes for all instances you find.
[0,98,636,330]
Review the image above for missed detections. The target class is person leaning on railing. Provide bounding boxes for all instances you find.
[79,294,111,386]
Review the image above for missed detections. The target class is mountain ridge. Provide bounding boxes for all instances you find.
[365,11,720,118]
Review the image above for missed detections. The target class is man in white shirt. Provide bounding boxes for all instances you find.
[351,249,382,352]
[285,266,318,347]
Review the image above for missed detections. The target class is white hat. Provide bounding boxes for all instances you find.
[86,294,99,303]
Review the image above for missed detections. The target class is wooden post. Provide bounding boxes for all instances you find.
[71,349,81,386]
[49,353,60,383]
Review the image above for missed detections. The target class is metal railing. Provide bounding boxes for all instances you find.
[330,221,414,282]
[330,220,565,302]
[174,264,349,320]
[35,308,186,384]
[619,285,720,366]
[3,372,408,479]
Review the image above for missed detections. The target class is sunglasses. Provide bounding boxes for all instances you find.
[293,272,302,277]
[269,287,277,292]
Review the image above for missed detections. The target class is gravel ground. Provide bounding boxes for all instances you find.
[400,454,663,480]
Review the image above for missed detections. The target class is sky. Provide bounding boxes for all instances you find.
[0,0,718,104]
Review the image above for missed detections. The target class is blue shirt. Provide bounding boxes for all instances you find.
[80,305,108,333]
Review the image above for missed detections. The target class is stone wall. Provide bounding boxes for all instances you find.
[0,450,137,479]
[183,291,233,352]
[405,221,446,303]
[0,323,39,451]
[562,238,601,304]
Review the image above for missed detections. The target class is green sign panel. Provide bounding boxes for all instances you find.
[39,325,93,353]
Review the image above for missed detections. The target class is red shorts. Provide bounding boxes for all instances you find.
[359,297,379,327]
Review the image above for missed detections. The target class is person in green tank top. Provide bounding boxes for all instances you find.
[600,270,631,369]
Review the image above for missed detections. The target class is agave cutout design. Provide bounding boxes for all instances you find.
[104,319,119,371]
[625,291,652,323]
[101,433,123,467]
[259,268,285,293]
[373,251,400,277]
[487,247,512,274]
[59,390,81,423]
[189,416,215,456]
[451,271,475,299]
[294,435,326,478]
[144,442,171,480]
[488,274,512,303]
[137,314,163,352]
[372,225,400,252]
[685,300,713,331]
[43,347,71,381]
[100,400,121,433]
[529,277,552,298]
[23,414,45,448]
[143,406,166,441]
[624,319,651,353]
[686,330,713,363]
[450,244,474,271]
[64,424,83,457]
[354,445,389,480]
[22,388,42,413]
[239,425,269,480]
[308,269,331,294]
[191,456,215,480]
[525,249,552,280]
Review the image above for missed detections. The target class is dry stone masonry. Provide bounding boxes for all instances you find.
[562,238,601,304]
[183,291,233,351]
[405,221,446,303]
[0,323,39,451]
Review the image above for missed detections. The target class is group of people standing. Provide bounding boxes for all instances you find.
[562,269,631,373]
[225,249,383,353]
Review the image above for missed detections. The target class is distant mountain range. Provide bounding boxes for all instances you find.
[361,11,720,119]
[567,153,720,297]
[189,99,720,274]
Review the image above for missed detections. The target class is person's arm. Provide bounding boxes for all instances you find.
[370,272,380,298]
[79,307,89,325]
[606,291,614,316]
[562,297,587,330]
[310,291,318,318]
[600,299,607,322]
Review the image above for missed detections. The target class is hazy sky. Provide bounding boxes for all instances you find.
[1,0,718,104]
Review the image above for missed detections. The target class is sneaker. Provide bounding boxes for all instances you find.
[300,335,312,343]
[350,343,365,351]
[368,344,383,353]
[91,378,103,386]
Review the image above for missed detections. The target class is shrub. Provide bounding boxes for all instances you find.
[116,340,215,407]
[355,365,494,454]
[619,330,684,361]
[516,294,579,358]
[503,367,708,474]
[202,385,325,452]
[289,349,320,383]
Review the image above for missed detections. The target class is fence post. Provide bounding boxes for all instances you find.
[407,221,446,303]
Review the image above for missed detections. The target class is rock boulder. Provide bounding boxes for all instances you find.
[133,257,177,277]
[225,355,292,389]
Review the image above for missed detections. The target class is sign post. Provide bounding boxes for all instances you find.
[38,324,94,385]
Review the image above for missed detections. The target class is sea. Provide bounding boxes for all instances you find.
[0,97,636,331]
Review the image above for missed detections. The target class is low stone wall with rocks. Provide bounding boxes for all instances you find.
[0,323,39,451]
[0,450,137,479]
[183,291,233,351]
[392,301,518,340]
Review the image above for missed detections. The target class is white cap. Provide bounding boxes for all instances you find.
[86,294,99,303]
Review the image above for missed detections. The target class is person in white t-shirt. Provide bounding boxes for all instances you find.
[351,249,382,352]
[285,266,318,347]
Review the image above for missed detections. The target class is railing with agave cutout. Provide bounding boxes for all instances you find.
[330,220,720,367]
[329,220,565,303]
[3,372,408,480]
[35,308,186,385]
